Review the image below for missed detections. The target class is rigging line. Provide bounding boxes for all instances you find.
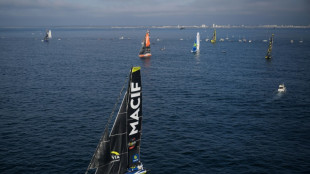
[106,74,129,129]
[85,73,129,174]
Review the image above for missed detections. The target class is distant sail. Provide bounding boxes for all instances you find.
[211,29,216,43]
[139,30,151,58]
[48,30,52,39]
[191,32,200,53]
[265,34,274,59]
[43,30,49,42]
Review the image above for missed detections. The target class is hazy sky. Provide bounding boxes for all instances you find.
[0,0,309,26]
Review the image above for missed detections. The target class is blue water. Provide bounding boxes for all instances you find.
[1,27,310,174]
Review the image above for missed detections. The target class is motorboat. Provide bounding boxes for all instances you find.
[278,84,286,92]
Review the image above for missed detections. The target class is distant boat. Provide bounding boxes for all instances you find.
[85,66,148,174]
[219,38,224,42]
[139,30,151,58]
[211,29,216,43]
[278,84,286,92]
[205,38,210,42]
[290,40,294,43]
[178,25,185,30]
[43,30,51,42]
[265,34,274,59]
[191,32,200,53]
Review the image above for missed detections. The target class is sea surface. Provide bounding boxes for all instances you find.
[0,27,310,174]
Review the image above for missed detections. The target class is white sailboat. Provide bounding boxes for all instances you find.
[191,32,200,53]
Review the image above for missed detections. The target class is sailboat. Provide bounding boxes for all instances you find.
[191,32,200,53]
[85,67,147,174]
[265,34,274,59]
[211,29,216,43]
[43,30,52,42]
[139,30,151,58]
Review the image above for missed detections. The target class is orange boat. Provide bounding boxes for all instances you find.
[139,30,151,58]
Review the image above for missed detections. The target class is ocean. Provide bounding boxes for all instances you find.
[0,27,310,174]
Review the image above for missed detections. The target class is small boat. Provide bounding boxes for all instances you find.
[265,34,274,59]
[178,25,185,30]
[290,40,294,43]
[219,38,224,42]
[191,32,200,53]
[43,30,52,42]
[278,84,286,92]
[211,29,216,43]
[139,30,151,58]
[85,67,147,174]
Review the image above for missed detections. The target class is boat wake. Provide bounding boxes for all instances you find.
[272,91,286,101]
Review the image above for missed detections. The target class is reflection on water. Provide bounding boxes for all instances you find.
[141,57,151,68]
[194,51,200,64]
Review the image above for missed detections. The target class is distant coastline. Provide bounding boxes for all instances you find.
[1,24,310,29]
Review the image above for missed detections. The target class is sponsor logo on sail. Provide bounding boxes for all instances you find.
[111,151,120,161]
[128,138,136,150]
[129,81,141,136]
[133,154,139,163]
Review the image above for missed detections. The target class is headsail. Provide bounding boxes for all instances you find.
[265,34,274,59]
[191,41,197,53]
[139,31,151,58]
[85,67,146,174]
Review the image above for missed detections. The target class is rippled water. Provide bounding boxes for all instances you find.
[1,27,310,174]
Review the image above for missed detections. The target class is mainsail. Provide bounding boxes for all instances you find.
[211,29,216,43]
[86,67,146,174]
[139,30,151,58]
[265,34,274,59]
[48,30,52,39]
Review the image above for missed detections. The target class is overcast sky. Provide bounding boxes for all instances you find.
[0,0,309,26]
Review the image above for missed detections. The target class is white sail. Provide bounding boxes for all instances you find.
[196,32,200,51]
[48,30,52,38]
